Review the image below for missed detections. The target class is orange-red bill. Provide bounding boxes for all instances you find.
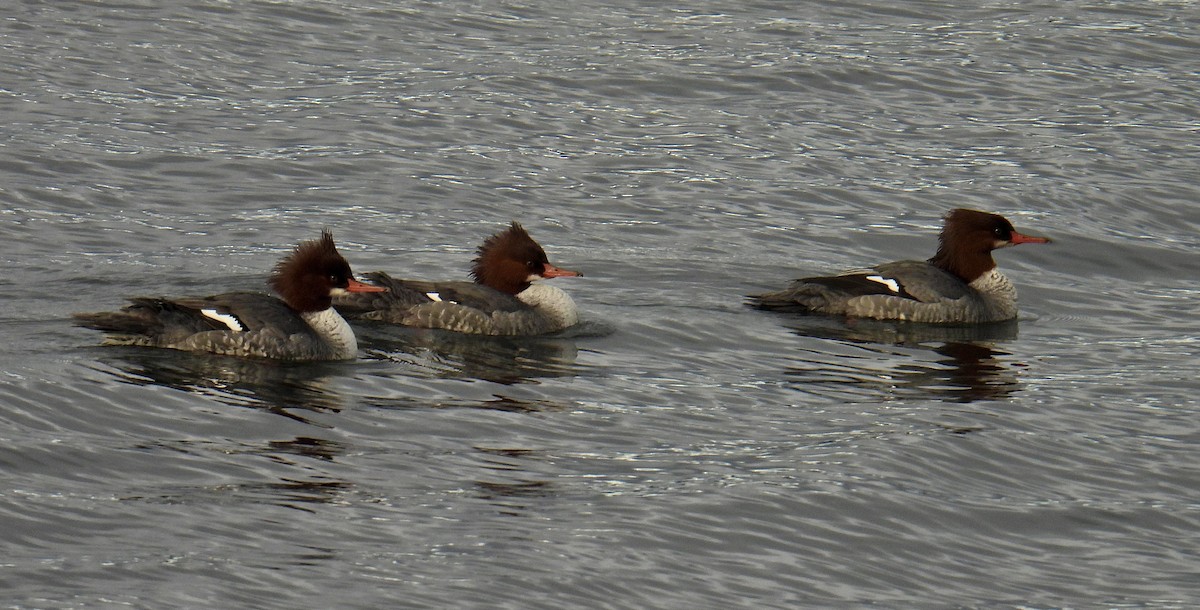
[541,263,582,279]
[1010,231,1051,245]
[347,278,387,293]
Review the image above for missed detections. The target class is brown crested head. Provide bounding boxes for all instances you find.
[269,231,356,312]
[470,222,580,295]
[928,209,1049,283]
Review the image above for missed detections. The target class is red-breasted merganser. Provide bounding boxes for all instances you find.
[74,232,386,361]
[334,222,582,335]
[749,209,1051,323]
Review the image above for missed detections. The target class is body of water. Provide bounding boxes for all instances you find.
[2,1,1198,607]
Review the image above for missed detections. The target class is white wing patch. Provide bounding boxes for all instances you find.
[201,308,245,332]
[865,275,901,293]
[425,291,459,304]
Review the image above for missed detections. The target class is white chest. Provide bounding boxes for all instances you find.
[516,284,579,329]
[302,308,358,358]
[968,269,1015,297]
[967,268,1019,321]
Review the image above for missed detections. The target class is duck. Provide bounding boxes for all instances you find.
[749,208,1050,323]
[334,222,582,335]
[74,231,386,360]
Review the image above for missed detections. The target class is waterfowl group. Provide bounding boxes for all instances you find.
[76,209,1050,361]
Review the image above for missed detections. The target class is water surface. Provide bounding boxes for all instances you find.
[2,1,1198,607]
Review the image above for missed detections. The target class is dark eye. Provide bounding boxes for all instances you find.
[526,261,538,269]
[329,274,340,283]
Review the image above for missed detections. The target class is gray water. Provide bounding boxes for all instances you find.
[3,1,1199,608]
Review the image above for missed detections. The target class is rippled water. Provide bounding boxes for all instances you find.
[3,1,1199,607]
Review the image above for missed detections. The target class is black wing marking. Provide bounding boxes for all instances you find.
[74,297,228,336]
[800,273,922,301]
[169,293,316,337]
[748,261,971,311]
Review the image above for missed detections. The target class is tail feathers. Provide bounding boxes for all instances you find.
[75,298,161,333]
[748,280,839,313]
[747,290,813,312]
[74,298,219,342]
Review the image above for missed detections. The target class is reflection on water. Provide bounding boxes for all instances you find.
[266,437,344,462]
[123,478,353,513]
[473,447,554,516]
[789,316,1022,346]
[891,341,1019,403]
[781,317,1022,403]
[88,348,349,421]
[76,349,360,514]
[362,393,569,414]
[357,322,597,385]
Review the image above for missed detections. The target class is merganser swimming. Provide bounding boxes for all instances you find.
[749,209,1051,323]
[74,231,386,361]
[334,222,582,335]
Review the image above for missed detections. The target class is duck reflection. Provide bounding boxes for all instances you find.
[89,352,360,512]
[265,436,345,462]
[90,348,347,421]
[127,476,353,512]
[122,433,351,511]
[238,479,352,512]
[356,322,597,385]
[782,317,1021,402]
[361,393,568,414]
[472,446,555,516]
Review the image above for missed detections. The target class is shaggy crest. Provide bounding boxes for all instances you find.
[269,231,354,312]
[470,222,549,295]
